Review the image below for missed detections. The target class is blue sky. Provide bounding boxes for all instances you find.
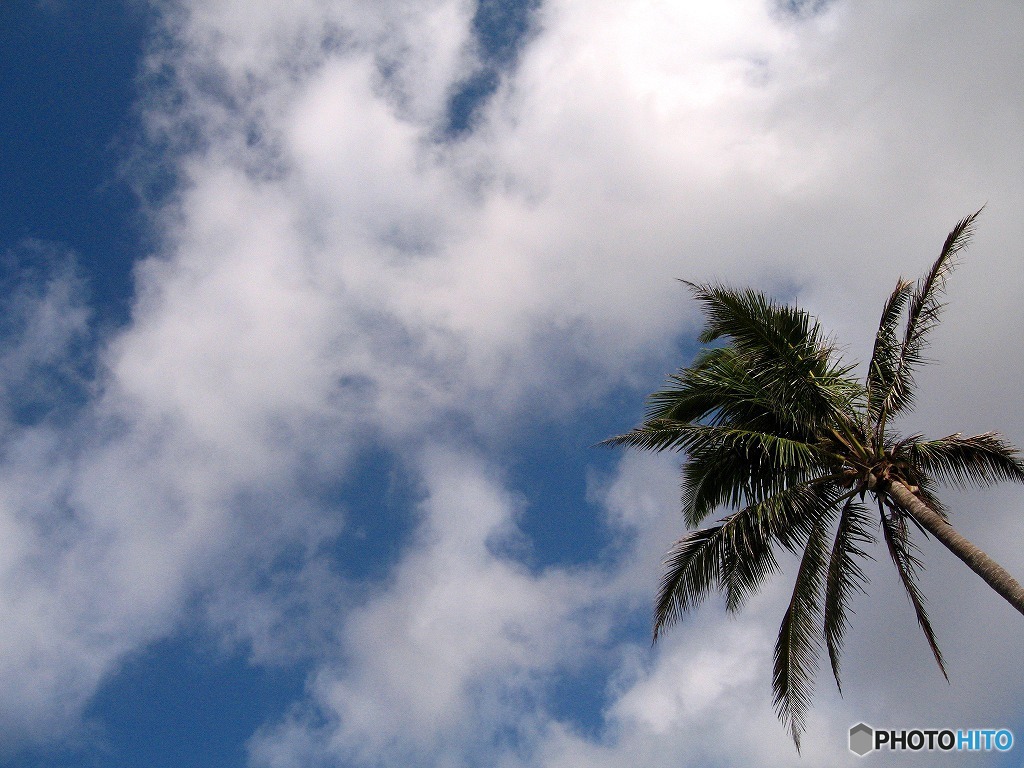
[2,1,1024,767]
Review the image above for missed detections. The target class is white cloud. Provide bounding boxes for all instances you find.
[3,0,1024,764]
[249,447,616,767]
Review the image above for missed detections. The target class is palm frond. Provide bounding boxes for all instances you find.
[653,482,836,638]
[681,443,766,527]
[903,432,1024,489]
[644,347,758,423]
[721,529,783,615]
[721,483,840,611]
[653,523,726,639]
[599,419,694,453]
[773,516,831,752]
[904,210,980,361]
[878,502,947,679]
[680,432,826,527]
[686,281,824,359]
[823,498,875,693]
[603,421,828,463]
[641,422,834,526]
[644,344,854,438]
[878,209,982,422]
[865,278,914,426]
[602,346,840,468]
[684,282,861,429]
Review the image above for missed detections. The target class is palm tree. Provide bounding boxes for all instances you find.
[605,210,1024,749]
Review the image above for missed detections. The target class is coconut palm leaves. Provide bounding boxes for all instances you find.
[605,211,1024,750]
[868,212,979,438]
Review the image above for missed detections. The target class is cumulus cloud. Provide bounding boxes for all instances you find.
[248,448,611,767]
[2,0,1024,764]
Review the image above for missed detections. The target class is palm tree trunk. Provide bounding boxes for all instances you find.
[882,479,1024,617]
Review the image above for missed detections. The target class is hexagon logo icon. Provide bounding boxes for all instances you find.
[850,723,874,756]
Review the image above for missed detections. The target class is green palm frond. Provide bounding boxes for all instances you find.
[878,502,947,679]
[643,347,763,424]
[721,483,839,612]
[773,515,832,752]
[824,498,875,692]
[680,444,762,527]
[865,277,914,428]
[686,281,825,361]
[643,344,856,438]
[695,427,831,469]
[653,523,727,638]
[599,419,694,453]
[903,432,1024,489]
[721,527,783,614]
[604,422,830,465]
[677,424,844,526]
[877,210,982,423]
[684,282,861,428]
[653,483,834,637]
[680,436,821,527]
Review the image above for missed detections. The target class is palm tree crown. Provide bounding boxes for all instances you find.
[606,210,1024,749]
